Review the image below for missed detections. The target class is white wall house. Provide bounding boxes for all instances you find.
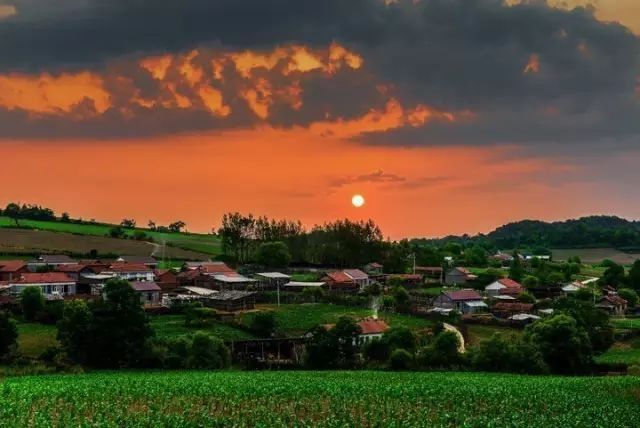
[9,272,76,296]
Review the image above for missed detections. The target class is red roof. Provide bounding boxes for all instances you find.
[55,264,88,273]
[357,318,390,335]
[105,263,153,273]
[498,278,523,289]
[415,266,443,272]
[601,294,628,306]
[130,281,161,292]
[186,262,235,274]
[14,272,75,284]
[492,302,534,312]
[0,260,27,273]
[444,289,483,301]
[326,271,353,283]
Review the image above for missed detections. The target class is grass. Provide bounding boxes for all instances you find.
[0,216,222,257]
[150,315,254,341]
[551,247,640,265]
[611,318,640,330]
[466,324,522,348]
[16,323,58,358]
[1,371,639,426]
[289,272,322,282]
[596,338,640,367]
[243,304,433,336]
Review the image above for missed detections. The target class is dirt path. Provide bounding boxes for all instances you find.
[443,323,465,353]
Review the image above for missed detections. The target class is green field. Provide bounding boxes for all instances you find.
[596,338,640,367]
[0,371,638,427]
[611,318,640,330]
[150,315,254,341]
[466,324,522,348]
[243,304,433,336]
[0,216,222,256]
[16,323,58,358]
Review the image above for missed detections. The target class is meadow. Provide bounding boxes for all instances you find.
[0,371,638,427]
[551,247,640,265]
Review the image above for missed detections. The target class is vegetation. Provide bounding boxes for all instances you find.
[0,311,17,359]
[16,323,58,358]
[0,371,639,426]
[20,287,44,321]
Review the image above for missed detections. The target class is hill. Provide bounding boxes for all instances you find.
[0,216,221,259]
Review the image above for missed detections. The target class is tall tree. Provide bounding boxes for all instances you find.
[20,287,44,321]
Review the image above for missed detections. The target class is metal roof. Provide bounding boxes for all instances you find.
[256,272,291,279]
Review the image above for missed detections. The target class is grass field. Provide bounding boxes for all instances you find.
[596,338,640,367]
[16,323,58,358]
[0,216,222,257]
[552,248,640,265]
[1,371,639,427]
[466,324,523,348]
[242,304,433,336]
[150,315,254,341]
[611,318,640,330]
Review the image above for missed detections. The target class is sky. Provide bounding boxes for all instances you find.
[0,0,639,239]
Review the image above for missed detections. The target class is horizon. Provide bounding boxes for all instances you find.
[1,1,640,240]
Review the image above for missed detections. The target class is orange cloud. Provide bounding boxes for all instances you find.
[0,72,110,116]
[523,53,540,74]
[0,5,16,20]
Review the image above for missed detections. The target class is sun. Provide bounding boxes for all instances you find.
[351,194,365,208]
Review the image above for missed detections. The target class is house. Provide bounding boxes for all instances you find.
[485,278,523,298]
[322,269,370,293]
[212,274,257,290]
[363,262,384,275]
[9,272,76,296]
[491,302,534,319]
[78,273,115,295]
[356,318,390,344]
[206,290,256,312]
[100,263,154,282]
[116,256,158,268]
[256,272,291,289]
[445,267,477,285]
[597,294,628,315]
[415,266,444,283]
[130,281,162,306]
[183,261,236,275]
[28,255,76,270]
[562,282,583,294]
[55,264,95,281]
[0,260,29,281]
[432,289,487,314]
[154,269,179,293]
[490,252,514,266]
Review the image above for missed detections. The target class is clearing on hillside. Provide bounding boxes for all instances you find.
[1,371,638,427]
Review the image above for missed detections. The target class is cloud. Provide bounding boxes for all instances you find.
[328,169,407,189]
[0,0,638,149]
[0,5,16,20]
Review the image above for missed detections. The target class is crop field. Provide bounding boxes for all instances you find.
[0,371,639,427]
[0,228,208,260]
[242,304,433,336]
[551,247,640,265]
[0,216,221,257]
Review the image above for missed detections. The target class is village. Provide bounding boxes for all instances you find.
[0,248,636,371]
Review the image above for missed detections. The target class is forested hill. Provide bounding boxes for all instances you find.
[422,216,640,250]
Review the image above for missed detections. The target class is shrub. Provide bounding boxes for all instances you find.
[20,287,44,321]
[389,349,413,370]
[0,311,18,360]
[249,311,277,338]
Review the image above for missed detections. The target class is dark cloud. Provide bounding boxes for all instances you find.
[0,0,638,147]
[328,169,407,189]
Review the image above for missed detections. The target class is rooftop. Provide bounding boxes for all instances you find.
[443,289,483,301]
[130,281,162,292]
[13,272,75,284]
[256,272,291,279]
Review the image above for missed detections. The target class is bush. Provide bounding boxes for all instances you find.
[471,333,547,374]
[364,337,391,363]
[186,333,231,369]
[389,349,413,370]
[249,311,277,338]
[0,311,18,360]
[20,287,44,321]
[417,331,461,369]
[628,365,640,376]
[618,289,638,308]
[184,305,218,328]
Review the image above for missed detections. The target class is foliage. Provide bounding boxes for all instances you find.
[392,286,410,313]
[363,337,391,363]
[120,218,136,228]
[20,287,44,321]
[600,261,626,287]
[471,333,547,374]
[509,252,525,282]
[417,331,461,368]
[168,220,186,233]
[0,311,18,359]
[57,279,153,368]
[523,314,593,374]
[249,311,278,338]
[383,327,416,352]
[185,333,230,369]
[553,297,613,353]
[306,317,362,369]
[618,288,639,307]
[389,348,413,370]
[255,241,291,268]
[627,260,640,291]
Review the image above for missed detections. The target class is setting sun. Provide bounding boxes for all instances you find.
[352,194,365,208]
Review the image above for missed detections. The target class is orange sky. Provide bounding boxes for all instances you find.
[1,128,629,239]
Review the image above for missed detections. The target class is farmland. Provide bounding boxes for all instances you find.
[1,371,639,427]
[551,247,640,265]
[0,216,221,257]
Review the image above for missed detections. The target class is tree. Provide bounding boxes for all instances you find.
[509,252,525,282]
[61,212,71,223]
[389,348,413,370]
[109,226,126,238]
[147,220,157,230]
[256,241,291,268]
[305,317,362,369]
[618,288,638,308]
[363,337,391,363]
[58,279,153,368]
[600,261,626,287]
[471,333,547,374]
[20,287,44,321]
[250,311,277,338]
[393,286,410,313]
[383,327,416,352]
[417,331,461,368]
[120,218,136,228]
[522,275,539,288]
[523,314,593,374]
[627,260,640,291]
[0,311,17,359]
[186,333,230,369]
[168,221,186,233]
[553,296,614,353]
